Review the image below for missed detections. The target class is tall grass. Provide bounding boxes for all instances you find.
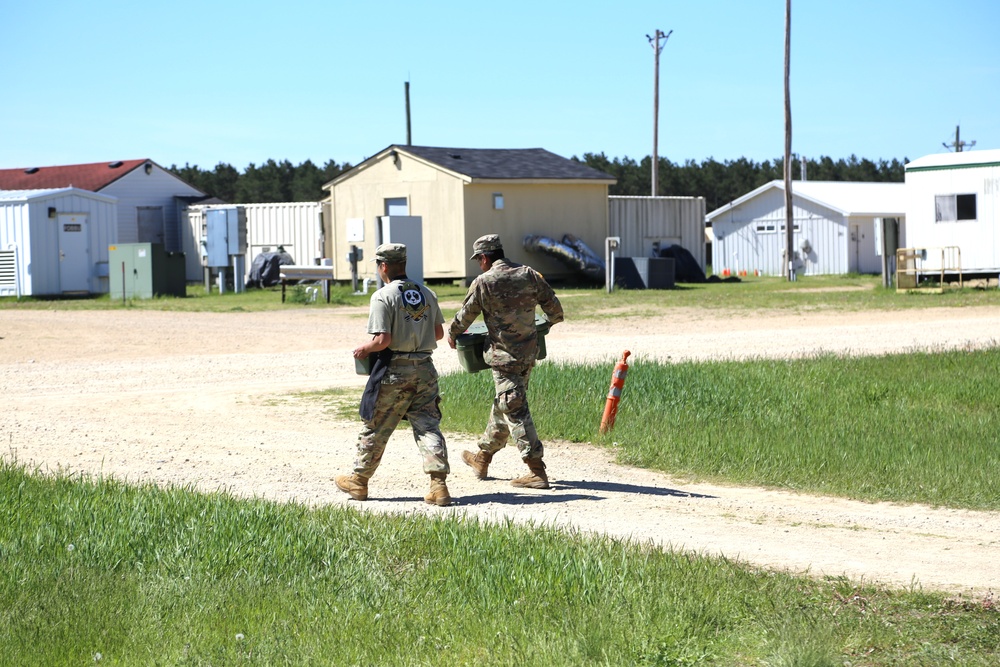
[2,462,998,665]
[439,348,1000,509]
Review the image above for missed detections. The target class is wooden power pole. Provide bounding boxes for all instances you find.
[783,0,794,281]
[647,29,671,196]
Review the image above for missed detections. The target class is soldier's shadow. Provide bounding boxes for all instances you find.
[370,481,714,506]
[553,480,715,499]
[437,479,715,506]
[450,492,598,506]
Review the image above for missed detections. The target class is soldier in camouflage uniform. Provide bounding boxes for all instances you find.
[448,234,564,489]
[335,243,452,506]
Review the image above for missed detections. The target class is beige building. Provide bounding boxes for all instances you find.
[322,145,616,284]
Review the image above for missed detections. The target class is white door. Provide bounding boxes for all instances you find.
[58,213,91,293]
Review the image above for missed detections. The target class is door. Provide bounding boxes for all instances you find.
[137,206,165,245]
[58,213,91,293]
[376,215,423,285]
[849,224,860,273]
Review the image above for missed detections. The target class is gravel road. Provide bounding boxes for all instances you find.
[2,302,998,597]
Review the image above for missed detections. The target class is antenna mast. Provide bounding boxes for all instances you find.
[647,29,672,196]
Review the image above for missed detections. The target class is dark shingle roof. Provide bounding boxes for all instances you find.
[396,145,615,181]
[0,159,150,191]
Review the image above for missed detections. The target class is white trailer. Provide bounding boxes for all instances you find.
[904,149,1000,275]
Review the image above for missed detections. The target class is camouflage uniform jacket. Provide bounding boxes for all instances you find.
[450,258,564,370]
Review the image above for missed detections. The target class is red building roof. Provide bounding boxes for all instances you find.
[0,159,152,191]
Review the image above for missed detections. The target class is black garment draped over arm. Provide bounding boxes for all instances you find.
[359,349,393,421]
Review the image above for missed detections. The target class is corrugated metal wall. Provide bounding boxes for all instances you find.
[712,190,847,276]
[182,202,323,281]
[0,192,117,295]
[608,196,706,269]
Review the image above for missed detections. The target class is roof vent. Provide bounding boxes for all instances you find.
[449,153,462,160]
[108,161,123,168]
[24,167,39,174]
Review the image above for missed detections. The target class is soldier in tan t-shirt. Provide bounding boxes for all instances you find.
[335,243,451,506]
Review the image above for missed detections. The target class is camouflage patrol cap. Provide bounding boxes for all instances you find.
[469,234,503,260]
[374,243,406,263]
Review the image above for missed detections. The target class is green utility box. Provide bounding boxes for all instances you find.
[108,243,186,299]
[455,315,550,373]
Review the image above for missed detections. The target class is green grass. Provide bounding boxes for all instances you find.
[2,461,998,665]
[436,348,1000,510]
[5,275,1000,663]
[4,274,1000,317]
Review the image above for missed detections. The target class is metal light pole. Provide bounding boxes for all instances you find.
[647,29,671,197]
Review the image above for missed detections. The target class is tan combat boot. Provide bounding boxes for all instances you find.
[461,450,493,480]
[335,473,369,501]
[511,457,549,489]
[425,472,452,506]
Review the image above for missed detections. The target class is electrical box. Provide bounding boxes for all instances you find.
[204,207,247,267]
[614,257,676,289]
[109,243,186,299]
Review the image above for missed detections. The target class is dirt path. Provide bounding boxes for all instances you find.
[2,305,999,597]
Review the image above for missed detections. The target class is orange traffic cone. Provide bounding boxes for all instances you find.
[599,350,631,434]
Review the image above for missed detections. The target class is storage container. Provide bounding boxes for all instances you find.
[355,354,373,375]
[455,315,551,374]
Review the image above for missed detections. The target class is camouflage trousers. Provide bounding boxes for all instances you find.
[354,359,449,478]
[478,365,544,460]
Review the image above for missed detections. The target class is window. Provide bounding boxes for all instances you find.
[935,194,977,222]
[755,223,800,234]
[493,193,504,210]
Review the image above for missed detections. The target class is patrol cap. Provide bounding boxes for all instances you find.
[469,233,503,260]
[373,243,406,263]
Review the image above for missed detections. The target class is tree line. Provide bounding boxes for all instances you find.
[168,159,351,205]
[170,153,905,212]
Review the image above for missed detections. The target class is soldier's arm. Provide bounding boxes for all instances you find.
[448,282,484,340]
[534,274,564,325]
[353,332,391,359]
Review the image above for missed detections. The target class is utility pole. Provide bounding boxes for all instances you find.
[647,29,671,197]
[943,125,975,152]
[783,0,794,281]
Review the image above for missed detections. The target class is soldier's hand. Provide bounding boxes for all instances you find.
[447,336,457,350]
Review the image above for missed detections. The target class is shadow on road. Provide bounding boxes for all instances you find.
[554,479,715,499]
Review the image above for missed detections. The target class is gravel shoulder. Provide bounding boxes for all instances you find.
[2,305,999,597]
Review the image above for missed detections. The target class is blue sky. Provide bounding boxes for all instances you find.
[3,0,998,172]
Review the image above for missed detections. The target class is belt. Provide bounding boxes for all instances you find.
[389,354,432,365]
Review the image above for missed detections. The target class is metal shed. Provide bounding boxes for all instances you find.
[0,188,118,296]
[181,201,324,282]
[904,149,1000,274]
[0,160,205,253]
[706,180,906,276]
[608,196,706,270]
